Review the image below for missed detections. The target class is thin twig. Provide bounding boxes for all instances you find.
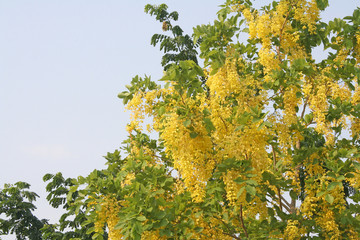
[219,115,229,132]
[290,164,300,214]
[272,145,277,170]
[300,97,308,120]
[239,205,249,238]
[277,187,283,211]
[280,195,292,209]
[277,0,301,61]
[215,216,241,240]
[272,145,283,211]
[222,231,242,240]
[280,200,291,213]
[293,93,305,213]
[268,196,291,213]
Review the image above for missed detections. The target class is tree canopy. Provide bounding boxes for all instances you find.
[2,0,360,239]
[0,182,46,239]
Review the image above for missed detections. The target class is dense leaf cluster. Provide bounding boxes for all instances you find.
[2,1,360,239]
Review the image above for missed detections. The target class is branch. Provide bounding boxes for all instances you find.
[215,216,241,240]
[277,0,301,61]
[271,145,283,211]
[292,93,304,213]
[279,0,299,37]
[266,193,291,213]
[167,168,175,176]
[290,164,300,214]
[277,187,283,211]
[239,205,249,238]
[280,195,292,209]
[272,144,277,170]
[222,231,241,240]
[300,97,308,120]
[277,196,291,212]
[219,115,229,132]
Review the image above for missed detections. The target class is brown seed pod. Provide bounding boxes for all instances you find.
[162,21,169,31]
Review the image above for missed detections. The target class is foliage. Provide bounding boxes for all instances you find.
[2,1,360,239]
[0,182,46,240]
[115,1,360,239]
[145,4,199,70]
[40,173,102,240]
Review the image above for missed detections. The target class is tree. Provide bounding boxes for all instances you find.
[75,1,360,239]
[2,1,360,239]
[0,182,47,239]
[144,4,200,70]
[40,173,103,240]
[0,175,104,240]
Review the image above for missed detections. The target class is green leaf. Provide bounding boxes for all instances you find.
[245,179,258,186]
[354,161,360,171]
[137,215,146,221]
[327,182,342,191]
[92,233,103,240]
[183,119,191,127]
[237,187,245,198]
[159,218,169,227]
[289,190,297,200]
[160,228,172,237]
[234,177,244,184]
[204,117,215,132]
[245,185,256,196]
[86,226,95,235]
[325,194,334,204]
[304,113,313,124]
[315,0,329,10]
[317,191,326,197]
[156,211,166,219]
[132,223,142,240]
[190,132,198,138]
[158,106,166,115]
[336,175,345,181]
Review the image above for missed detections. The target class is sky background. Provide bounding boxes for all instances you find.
[0,0,359,238]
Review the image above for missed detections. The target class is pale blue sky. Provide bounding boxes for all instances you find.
[0,0,359,234]
[0,0,221,228]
